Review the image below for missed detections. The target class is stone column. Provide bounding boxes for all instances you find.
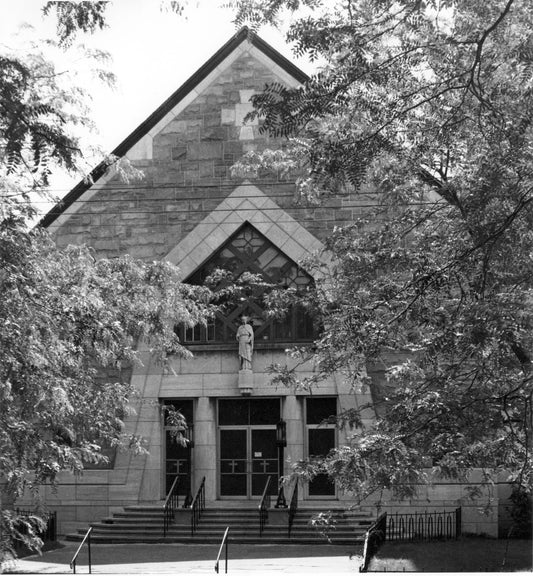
[283,395,304,489]
[194,396,217,502]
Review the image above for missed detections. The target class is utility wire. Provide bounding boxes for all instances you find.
[24,188,381,203]
[42,201,439,226]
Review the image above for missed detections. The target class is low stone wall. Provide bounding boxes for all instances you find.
[359,471,502,538]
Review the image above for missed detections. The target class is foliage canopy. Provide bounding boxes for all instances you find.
[0,2,211,562]
[233,0,533,508]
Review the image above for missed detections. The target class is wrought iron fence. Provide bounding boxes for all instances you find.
[13,509,57,550]
[387,508,461,542]
[360,508,462,572]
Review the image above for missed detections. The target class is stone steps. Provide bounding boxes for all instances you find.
[66,505,372,545]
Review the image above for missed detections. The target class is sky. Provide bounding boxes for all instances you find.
[0,0,313,209]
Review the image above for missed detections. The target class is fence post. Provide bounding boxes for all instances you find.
[455,507,462,539]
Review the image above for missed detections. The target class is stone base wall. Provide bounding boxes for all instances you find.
[358,471,502,538]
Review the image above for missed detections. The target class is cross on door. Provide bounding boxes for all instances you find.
[259,460,269,473]
[228,460,240,473]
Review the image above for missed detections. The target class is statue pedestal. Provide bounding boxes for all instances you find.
[238,369,254,396]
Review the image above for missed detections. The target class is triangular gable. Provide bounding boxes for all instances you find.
[40,28,308,229]
[166,183,325,279]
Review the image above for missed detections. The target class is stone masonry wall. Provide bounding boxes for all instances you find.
[51,48,374,263]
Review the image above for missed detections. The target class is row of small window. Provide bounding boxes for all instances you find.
[179,307,316,344]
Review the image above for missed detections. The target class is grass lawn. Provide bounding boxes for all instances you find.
[369,537,532,572]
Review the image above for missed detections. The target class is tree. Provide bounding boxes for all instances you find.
[0,224,213,557]
[231,0,533,517]
[0,3,211,562]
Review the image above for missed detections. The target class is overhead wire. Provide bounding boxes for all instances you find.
[42,201,440,227]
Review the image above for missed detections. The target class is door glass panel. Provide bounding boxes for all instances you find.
[219,398,280,426]
[308,473,335,496]
[165,430,190,494]
[164,399,194,494]
[251,429,278,496]
[219,399,249,426]
[220,429,247,496]
[251,429,278,459]
[221,474,247,496]
[308,427,335,496]
[220,429,247,459]
[306,397,337,424]
[308,428,335,457]
[250,399,280,425]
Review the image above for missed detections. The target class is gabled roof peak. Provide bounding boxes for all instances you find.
[41,27,308,229]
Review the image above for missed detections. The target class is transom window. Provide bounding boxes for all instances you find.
[180,223,315,344]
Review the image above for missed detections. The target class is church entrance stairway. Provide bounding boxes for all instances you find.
[65,504,373,545]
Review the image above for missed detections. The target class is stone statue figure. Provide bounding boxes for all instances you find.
[236,315,254,371]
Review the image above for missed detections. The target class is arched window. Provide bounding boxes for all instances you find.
[180,223,316,344]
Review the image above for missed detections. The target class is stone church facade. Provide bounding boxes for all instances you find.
[39,28,501,538]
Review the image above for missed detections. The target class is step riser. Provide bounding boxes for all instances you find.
[85,536,367,543]
[87,528,367,536]
[69,536,365,544]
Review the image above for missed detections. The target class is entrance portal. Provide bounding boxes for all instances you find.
[218,398,280,498]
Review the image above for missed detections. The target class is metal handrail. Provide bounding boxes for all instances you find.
[275,481,287,508]
[258,475,272,536]
[163,475,180,536]
[214,527,229,574]
[360,512,387,573]
[191,476,206,536]
[288,480,298,537]
[70,526,92,574]
[184,474,193,508]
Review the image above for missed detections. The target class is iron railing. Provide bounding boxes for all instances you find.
[360,513,387,572]
[258,475,272,536]
[163,475,180,536]
[288,481,299,537]
[184,475,193,509]
[70,526,92,574]
[190,476,206,536]
[275,481,287,508]
[387,508,461,541]
[214,527,229,574]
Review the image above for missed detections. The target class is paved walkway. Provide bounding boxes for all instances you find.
[5,542,363,575]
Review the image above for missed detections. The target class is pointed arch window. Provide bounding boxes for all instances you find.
[180,223,316,344]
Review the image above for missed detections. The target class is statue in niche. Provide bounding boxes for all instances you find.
[236,315,254,371]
